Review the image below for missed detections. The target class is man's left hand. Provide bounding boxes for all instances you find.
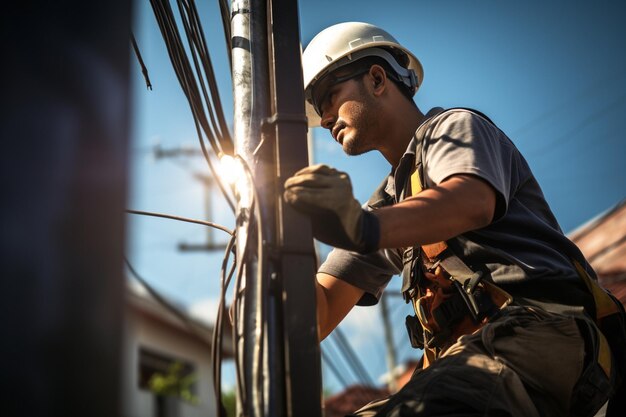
[283,164,380,253]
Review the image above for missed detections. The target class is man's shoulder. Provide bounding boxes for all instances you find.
[428,107,496,128]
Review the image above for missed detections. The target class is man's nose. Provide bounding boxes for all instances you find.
[320,110,335,130]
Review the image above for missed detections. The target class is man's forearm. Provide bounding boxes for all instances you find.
[315,273,365,340]
[375,174,496,249]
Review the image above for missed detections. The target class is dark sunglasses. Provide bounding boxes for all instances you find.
[308,68,371,117]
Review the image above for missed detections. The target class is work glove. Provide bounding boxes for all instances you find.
[283,164,380,253]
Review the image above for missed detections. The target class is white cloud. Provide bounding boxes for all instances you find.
[340,305,384,349]
[188,297,220,325]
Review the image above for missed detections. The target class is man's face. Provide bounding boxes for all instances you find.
[311,68,382,156]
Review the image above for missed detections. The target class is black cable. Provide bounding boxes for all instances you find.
[326,333,363,387]
[190,95,236,213]
[124,257,204,337]
[150,0,218,153]
[510,66,626,140]
[130,32,153,90]
[228,161,263,413]
[321,348,351,388]
[178,0,232,146]
[148,0,232,162]
[322,340,377,405]
[526,93,626,158]
[177,0,227,150]
[333,327,376,387]
[148,0,236,214]
[145,3,274,413]
[218,0,232,70]
[125,209,233,235]
[232,155,266,416]
[212,235,237,417]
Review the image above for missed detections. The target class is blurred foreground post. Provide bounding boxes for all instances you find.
[1,2,132,416]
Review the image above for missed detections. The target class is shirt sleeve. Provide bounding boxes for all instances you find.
[318,246,401,306]
[422,109,520,220]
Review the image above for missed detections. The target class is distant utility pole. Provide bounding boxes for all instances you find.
[152,144,228,252]
[179,173,228,251]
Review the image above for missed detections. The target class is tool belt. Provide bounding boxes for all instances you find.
[403,243,512,354]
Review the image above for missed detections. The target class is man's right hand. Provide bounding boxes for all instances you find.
[283,164,380,253]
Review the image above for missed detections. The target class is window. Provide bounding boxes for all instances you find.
[138,347,196,396]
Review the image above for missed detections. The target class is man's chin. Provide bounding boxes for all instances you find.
[343,141,372,156]
[341,137,358,155]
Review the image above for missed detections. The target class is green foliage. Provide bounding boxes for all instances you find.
[221,389,236,417]
[148,361,199,404]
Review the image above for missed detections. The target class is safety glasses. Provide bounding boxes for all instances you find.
[307,68,371,117]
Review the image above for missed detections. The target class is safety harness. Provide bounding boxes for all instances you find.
[396,108,626,415]
[399,109,512,358]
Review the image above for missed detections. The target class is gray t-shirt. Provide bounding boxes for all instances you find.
[319,108,594,311]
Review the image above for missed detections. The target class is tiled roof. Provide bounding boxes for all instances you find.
[324,385,390,417]
[569,199,626,304]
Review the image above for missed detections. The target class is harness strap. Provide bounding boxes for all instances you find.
[402,108,512,355]
[570,259,626,416]
[573,259,621,379]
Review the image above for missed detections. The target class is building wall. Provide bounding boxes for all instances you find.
[121,306,218,417]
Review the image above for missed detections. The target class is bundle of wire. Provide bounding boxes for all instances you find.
[142,1,268,416]
[149,0,235,212]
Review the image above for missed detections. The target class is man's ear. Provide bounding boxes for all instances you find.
[369,64,387,95]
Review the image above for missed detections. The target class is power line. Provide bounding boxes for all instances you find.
[332,327,376,387]
[124,257,207,338]
[148,0,236,213]
[321,347,376,406]
[510,66,626,139]
[130,32,153,90]
[125,209,233,235]
[525,93,626,158]
[321,348,351,388]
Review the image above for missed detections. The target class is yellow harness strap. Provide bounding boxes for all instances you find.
[573,259,618,378]
[409,169,448,260]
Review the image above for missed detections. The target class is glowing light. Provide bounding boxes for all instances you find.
[219,154,251,208]
[219,155,242,184]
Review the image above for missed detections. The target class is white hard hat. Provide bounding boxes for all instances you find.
[302,22,423,127]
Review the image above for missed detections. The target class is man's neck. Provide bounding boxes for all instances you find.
[380,103,426,167]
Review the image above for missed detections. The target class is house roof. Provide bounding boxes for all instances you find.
[324,385,390,417]
[126,276,234,357]
[569,199,626,304]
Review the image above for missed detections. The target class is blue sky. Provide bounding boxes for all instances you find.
[129,0,626,393]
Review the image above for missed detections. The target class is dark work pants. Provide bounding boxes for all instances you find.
[350,306,611,417]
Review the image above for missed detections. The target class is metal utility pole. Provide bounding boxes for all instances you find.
[266,0,323,414]
[1,2,131,417]
[178,173,229,251]
[231,0,322,415]
[231,0,272,415]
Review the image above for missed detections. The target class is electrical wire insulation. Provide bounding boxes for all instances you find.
[125,209,233,235]
[212,235,237,417]
[218,0,232,70]
[130,32,153,90]
[333,327,376,387]
[148,0,236,213]
[124,257,206,337]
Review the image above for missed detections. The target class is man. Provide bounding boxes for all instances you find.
[283,22,624,416]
